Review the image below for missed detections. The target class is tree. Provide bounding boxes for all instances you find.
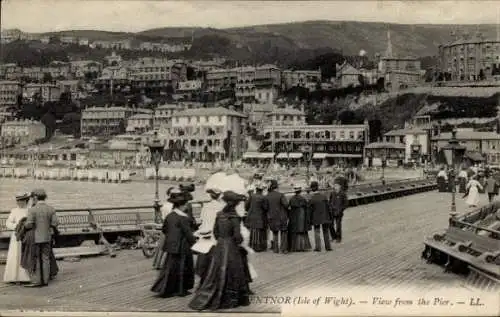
[42,72,53,83]
[338,110,357,124]
[40,112,57,138]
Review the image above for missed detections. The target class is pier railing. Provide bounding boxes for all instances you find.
[0,177,437,246]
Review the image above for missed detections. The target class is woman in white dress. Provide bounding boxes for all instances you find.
[3,192,32,283]
[465,176,483,208]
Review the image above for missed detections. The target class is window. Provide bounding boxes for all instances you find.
[349,131,355,139]
[218,116,222,122]
[339,131,345,139]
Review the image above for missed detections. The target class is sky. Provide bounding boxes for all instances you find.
[2,0,500,33]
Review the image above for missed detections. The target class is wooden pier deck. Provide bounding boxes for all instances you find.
[0,192,488,313]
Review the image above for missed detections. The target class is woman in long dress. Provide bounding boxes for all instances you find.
[3,193,32,283]
[152,187,174,270]
[244,182,268,252]
[465,176,483,208]
[151,189,197,297]
[193,188,223,287]
[288,185,311,252]
[189,191,251,311]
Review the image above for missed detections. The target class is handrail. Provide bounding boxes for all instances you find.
[0,178,431,215]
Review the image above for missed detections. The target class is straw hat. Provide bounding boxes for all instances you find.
[15,192,31,201]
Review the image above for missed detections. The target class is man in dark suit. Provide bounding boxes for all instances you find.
[24,188,59,287]
[308,181,332,252]
[264,180,289,253]
[329,178,349,243]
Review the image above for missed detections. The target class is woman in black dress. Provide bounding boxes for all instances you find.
[151,189,197,298]
[189,191,251,311]
[244,183,268,252]
[288,184,311,252]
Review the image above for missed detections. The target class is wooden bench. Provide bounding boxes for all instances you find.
[444,227,500,255]
[58,212,94,234]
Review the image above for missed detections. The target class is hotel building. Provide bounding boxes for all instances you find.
[0,81,22,107]
[235,65,281,103]
[205,68,238,92]
[166,107,248,162]
[259,121,369,166]
[438,32,500,81]
[81,106,136,137]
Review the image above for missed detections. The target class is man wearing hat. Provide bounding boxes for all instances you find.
[23,188,59,287]
[329,177,348,243]
[264,179,289,253]
[308,181,332,252]
[244,182,268,252]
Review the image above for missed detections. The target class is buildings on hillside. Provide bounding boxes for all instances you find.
[0,119,46,145]
[0,81,22,108]
[281,69,321,91]
[23,84,61,102]
[431,128,500,165]
[438,32,500,81]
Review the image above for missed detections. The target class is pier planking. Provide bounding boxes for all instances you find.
[0,192,487,312]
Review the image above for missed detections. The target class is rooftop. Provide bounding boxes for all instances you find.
[156,104,179,110]
[365,142,406,149]
[83,106,131,112]
[432,131,500,141]
[2,119,44,126]
[385,128,427,136]
[267,107,305,116]
[171,107,247,118]
[128,113,153,120]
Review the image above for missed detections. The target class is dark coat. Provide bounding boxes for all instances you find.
[244,193,267,229]
[308,191,331,225]
[24,202,59,244]
[162,211,197,254]
[288,194,310,233]
[329,190,348,217]
[264,190,289,231]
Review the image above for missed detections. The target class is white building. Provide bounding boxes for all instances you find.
[153,104,182,130]
[169,107,248,162]
[384,128,430,163]
[1,119,46,144]
[23,84,61,102]
[126,113,153,134]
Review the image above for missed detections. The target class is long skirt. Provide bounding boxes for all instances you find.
[151,252,194,298]
[189,239,250,311]
[248,229,267,252]
[466,186,481,207]
[31,243,51,286]
[289,232,312,252]
[152,234,167,270]
[3,233,31,283]
[195,248,213,288]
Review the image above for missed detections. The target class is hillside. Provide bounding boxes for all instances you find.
[33,21,500,58]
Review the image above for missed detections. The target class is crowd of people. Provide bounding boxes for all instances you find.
[2,171,349,311]
[436,163,500,208]
[148,171,349,311]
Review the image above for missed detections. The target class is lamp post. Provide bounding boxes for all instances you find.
[381,149,387,185]
[303,145,312,183]
[147,131,165,224]
[441,129,466,216]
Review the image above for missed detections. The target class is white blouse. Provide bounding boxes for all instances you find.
[5,207,29,231]
[196,199,224,234]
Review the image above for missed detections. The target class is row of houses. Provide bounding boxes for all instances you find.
[0,29,192,53]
